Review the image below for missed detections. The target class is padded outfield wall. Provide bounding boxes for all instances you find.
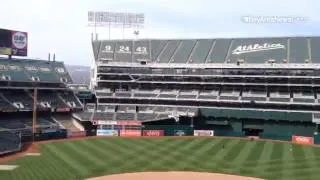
[198,108,316,141]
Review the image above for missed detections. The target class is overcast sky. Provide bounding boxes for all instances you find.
[0,0,319,66]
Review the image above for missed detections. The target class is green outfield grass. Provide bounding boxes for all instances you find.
[1,138,320,180]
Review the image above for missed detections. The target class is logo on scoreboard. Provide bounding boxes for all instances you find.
[12,31,27,49]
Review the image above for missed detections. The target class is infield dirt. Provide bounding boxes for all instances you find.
[86,172,263,180]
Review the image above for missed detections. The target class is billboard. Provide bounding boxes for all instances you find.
[292,135,314,145]
[120,130,141,137]
[0,29,28,56]
[194,130,214,137]
[97,129,119,136]
[143,130,164,137]
[174,130,187,136]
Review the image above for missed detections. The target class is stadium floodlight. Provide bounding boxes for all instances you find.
[87,11,145,40]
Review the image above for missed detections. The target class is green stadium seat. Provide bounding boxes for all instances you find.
[158,40,180,63]
[289,37,309,63]
[114,40,133,63]
[189,39,213,63]
[150,40,168,61]
[310,37,320,63]
[171,40,196,63]
[207,39,231,63]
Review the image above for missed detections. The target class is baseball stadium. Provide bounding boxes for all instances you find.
[1,8,320,180]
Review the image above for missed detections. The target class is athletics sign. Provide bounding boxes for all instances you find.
[232,43,285,55]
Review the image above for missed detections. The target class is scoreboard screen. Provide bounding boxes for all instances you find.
[0,28,28,56]
[0,29,11,55]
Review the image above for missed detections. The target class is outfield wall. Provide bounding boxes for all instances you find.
[198,108,316,141]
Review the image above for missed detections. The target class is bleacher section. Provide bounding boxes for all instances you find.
[75,104,198,122]
[171,40,196,63]
[53,114,80,132]
[0,58,72,83]
[94,37,320,64]
[0,131,21,155]
[94,86,320,106]
[1,90,33,110]
[189,39,213,63]
[0,116,58,130]
[0,89,82,112]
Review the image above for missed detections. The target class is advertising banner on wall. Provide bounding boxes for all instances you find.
[120,130,141,137]
[68,131,86,138]
[194,130,214,137]
[292,135,314,145]
[97,120,117,125]
[96,129,119,136]
[174,130,187,136]
[143,130,164,137]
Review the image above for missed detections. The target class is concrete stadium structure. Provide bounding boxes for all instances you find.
[0,58,84,155]
[86,37,320,142]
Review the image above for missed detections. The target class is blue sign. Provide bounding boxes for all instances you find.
[97,130,118,136]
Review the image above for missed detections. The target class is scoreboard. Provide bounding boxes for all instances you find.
[0,28,28,56]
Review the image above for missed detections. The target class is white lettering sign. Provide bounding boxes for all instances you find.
[232,43,285,55]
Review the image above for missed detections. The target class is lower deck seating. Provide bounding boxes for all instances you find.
[0,131,21,155]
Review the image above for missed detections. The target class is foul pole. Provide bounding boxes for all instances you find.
[32,89,38,142]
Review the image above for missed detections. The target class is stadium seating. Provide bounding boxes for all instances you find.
[198,90,219,100]
[189,39,213,63]
[23,60,60,83]
[50,62,73,83]
[1,89,33,110]
[292,89,315,103]
[0,131,21,155]
[94,112,114,121]
[0,58,72,84]
[35,90,65,109]
[98,41,115,61]
[177,90,198,99]
[219,87,240,101]
[114,91,131,97]
[241,87,267,102]
[58,91,82,108]
[171,40,196,63]
[114,41,133,62]
[137,113,157,121]
[0,59,29,81]
[151,40,168,61]
[311,37,320,63]
[207,39,231,63]
[158,40,180,63]
[0,98,15,112]
[95,37,320,64]
[289,37,309,63]
[116,113,135,121]
[133,89,158,98]
[133,40,151,62]
[269,90,291,102]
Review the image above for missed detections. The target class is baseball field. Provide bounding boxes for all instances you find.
[0,137,320,180]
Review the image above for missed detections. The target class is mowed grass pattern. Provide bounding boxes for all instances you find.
[1,138,320,180]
